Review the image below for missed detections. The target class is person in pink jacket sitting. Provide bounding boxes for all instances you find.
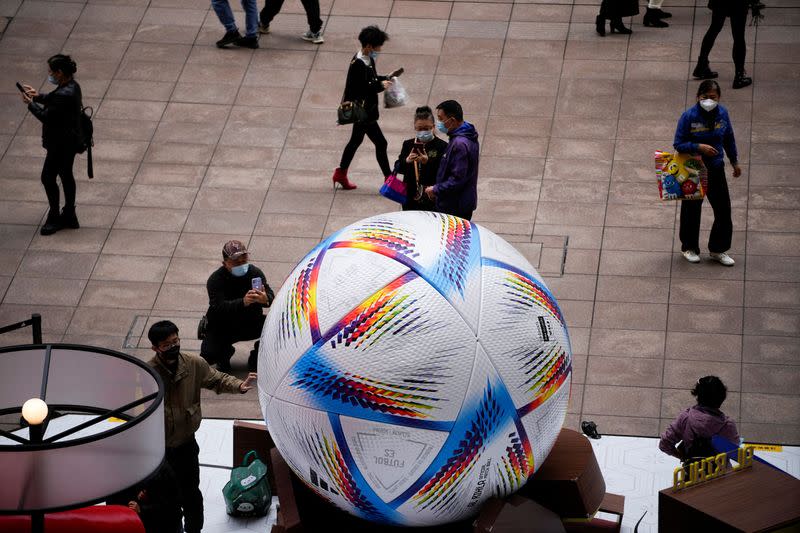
[659,375,740,464]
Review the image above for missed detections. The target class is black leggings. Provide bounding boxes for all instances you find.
[679,165,732,254]
[41,149,76,213]
[699,5,748,71]
[339,121,392,177]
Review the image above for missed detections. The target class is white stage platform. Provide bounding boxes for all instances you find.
[195,419,800,533]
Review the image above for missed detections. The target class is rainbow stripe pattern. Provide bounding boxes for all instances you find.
[325,271,425,351]
[411,383,505,514]
[350,219,420,258]
[290,271,445,421]
[432,213,476,298]
[499,268,564,326]
[278,256,317,344]
[518,349,571,418]
[292,357,442,419]
[295,425,382,520]
[496,431,533,495]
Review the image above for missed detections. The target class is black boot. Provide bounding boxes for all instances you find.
[216,29,242,48]
[60,206,80,229]
[733,70,753,89]
[610,18,632,34]
[692,58,718,79]
[652,8,672,18]
[40,210,62,236]
[643,8,669,27]
[595,14,606,37]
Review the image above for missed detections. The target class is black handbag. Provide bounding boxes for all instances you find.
[337,100,368,125]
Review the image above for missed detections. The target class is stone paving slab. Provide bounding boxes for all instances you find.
[1,0,798,443]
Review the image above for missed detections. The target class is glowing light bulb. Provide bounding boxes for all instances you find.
[22,398,48,425]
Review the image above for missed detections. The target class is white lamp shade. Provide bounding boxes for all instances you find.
[0,344,165,513]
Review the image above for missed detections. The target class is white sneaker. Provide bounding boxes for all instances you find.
[258,23,270,34]
[682,250,701,263]
[301,30,324,44]
[710,252,735,266]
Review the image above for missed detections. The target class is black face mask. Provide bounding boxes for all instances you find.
[160,345,180,362]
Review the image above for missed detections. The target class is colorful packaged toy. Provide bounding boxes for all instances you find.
[655,151,707,201]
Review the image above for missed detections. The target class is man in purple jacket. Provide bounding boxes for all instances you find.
[424,100,479,220]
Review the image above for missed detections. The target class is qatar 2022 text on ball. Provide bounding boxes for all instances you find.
[258,211,572,527]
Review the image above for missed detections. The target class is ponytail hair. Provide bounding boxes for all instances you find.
[47,54,77,76]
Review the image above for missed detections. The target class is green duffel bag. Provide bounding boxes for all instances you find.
[222,450,272,517]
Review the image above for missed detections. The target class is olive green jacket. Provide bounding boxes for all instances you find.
[148,352,243,448]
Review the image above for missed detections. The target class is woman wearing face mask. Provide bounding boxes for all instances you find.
[332,25,402,191]
[392,106,448,211]
[674,80,741,266]
[20,54,83,236]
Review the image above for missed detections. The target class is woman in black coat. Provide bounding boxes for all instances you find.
[693,0,753,89]
[596,0,639,36]
[21,54,83,236]
[332,25,401,191]
[393,106,448,211]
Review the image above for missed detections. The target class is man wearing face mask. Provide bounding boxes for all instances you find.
[148,320,257,533]
[424,100,480,221]
[201,240,274,372]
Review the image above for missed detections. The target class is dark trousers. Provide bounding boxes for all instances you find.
[680,165,732,254]
[259,0,322,32]
[41,148,76,214]
[340,121,392,177]
[699,5,748,71]
[166,437,203,533]
[200,316,264,369]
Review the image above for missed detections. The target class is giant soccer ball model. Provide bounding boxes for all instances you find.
[258,211,572,527]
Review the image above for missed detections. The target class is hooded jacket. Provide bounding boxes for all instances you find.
[433,121,480,216]
[28,79,82,152]
[659,405,740,460]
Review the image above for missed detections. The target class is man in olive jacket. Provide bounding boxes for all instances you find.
[148,320,256,533]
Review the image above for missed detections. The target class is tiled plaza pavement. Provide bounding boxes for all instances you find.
[0,0,798,444]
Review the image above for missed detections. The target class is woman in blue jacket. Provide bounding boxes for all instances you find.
[673,80,741,266]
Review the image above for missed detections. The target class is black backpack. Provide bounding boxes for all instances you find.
[76,106,93,154]
[76,106,94,178]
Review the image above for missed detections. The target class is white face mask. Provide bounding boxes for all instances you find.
[699,98,718,112]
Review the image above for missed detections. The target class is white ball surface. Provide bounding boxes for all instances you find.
[258,211,572,526]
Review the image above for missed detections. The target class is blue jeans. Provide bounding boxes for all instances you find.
[211,0,258,38]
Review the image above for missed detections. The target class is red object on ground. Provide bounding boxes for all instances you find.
[0,505,145,533]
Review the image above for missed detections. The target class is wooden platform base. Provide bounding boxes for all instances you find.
[233,423,624,533]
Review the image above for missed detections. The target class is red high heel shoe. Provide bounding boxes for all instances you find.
[332,167,357,190]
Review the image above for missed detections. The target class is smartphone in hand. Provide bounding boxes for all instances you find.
[251,277,264,292]
[16,82,26,93]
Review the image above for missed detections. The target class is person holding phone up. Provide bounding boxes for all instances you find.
[19,54,83,236]
[201,240,274,372]
[393,106,448,211]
